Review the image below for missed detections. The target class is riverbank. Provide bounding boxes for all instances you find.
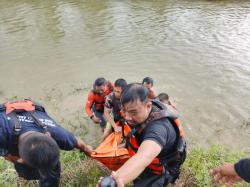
[0,89,249,186]
[0,144,249,186]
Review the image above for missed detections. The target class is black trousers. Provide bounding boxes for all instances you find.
[133,168,179,187]
[14,162,61,187]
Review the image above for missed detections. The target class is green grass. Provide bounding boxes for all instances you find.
[0,151,106,187]
[1,145,249,186]
[178,145,250,187]
[1,95,249,186]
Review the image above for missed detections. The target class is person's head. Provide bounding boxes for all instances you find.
[142,77,154,90]
[157,93,170,105]
[121,83,152,126]
[114,78,127,98]
[19,132,60,171]
[93,77,107,94]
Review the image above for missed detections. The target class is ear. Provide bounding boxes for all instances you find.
[146,100,152,110]
[16,158,24,164]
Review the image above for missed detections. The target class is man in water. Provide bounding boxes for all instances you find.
[142,77,156,99]
[85,77,113,131]
[102,78,127,141]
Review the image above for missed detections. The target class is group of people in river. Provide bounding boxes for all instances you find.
[0,77,249,187]
[85,77,177,142]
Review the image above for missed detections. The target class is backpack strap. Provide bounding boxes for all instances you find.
[29,111,49,134]
[7,111,22,136]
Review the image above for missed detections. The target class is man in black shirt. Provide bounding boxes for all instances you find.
[98,83,186,187]
[102,78,127,141]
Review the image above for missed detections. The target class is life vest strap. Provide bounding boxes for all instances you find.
[2,100,49,136]
[7,112,22,136]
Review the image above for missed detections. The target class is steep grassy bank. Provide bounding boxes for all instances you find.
[178,145,250,187]
[1,93,249,186]
[0,145,249,186]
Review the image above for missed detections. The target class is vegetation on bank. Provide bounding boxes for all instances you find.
[1,94,249,186]
[179,145,250,187]
[0,145,249,186]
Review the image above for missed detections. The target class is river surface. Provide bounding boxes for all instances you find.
[1,0,250,149]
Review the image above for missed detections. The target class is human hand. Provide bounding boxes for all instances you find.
[114,126,122,133]
[96,171,124,187]
[83,145,93,156]
[76,138,93,156]
[111,171,124,187]
[92,116,101,124]
[210,163,242,186]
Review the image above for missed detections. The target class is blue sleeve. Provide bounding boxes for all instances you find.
[32,111,78,150]
[0,112,12,149]
[48,125,77,150]
[235,158,250,183]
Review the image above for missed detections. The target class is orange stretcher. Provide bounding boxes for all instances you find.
[91,132,130,171]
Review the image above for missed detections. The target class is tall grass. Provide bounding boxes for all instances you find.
[1,145,249,186]
[178,145,250,187]
[1,93,249,186]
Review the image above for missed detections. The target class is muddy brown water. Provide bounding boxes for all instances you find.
[1,0,250,150]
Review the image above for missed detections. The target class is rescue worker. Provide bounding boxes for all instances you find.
[98,83,186,187]
[142,77,156,99]
[102,78,127,141]
[210,158,250,186]
[0,100,93,187]
[85,78,113,131]
[156,93,177,109]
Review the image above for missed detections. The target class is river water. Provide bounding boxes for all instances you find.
[1,0,250,149]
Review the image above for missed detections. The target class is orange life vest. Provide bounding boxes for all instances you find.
[122,100,186,175]
[85,82,114,117]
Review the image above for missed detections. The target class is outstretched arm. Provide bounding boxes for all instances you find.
[210,163,242,186]
[76,138,93,156]
[104,107,121,133]
[115,140,162,185]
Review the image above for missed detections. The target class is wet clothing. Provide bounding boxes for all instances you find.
[92,107,107,128]
[85,82,113,128]
[105,92,122,123]
[0,110,77,187]
[235,158,250,183]
[131,104,181,187]
[85,82,113,117]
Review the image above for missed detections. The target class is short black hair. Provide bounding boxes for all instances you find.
[142,77,154,86]
[157,93,169,102]
[121,83,148,105]
[114,79,127,89]
[94,77,106,87]
[19,133,60,171]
